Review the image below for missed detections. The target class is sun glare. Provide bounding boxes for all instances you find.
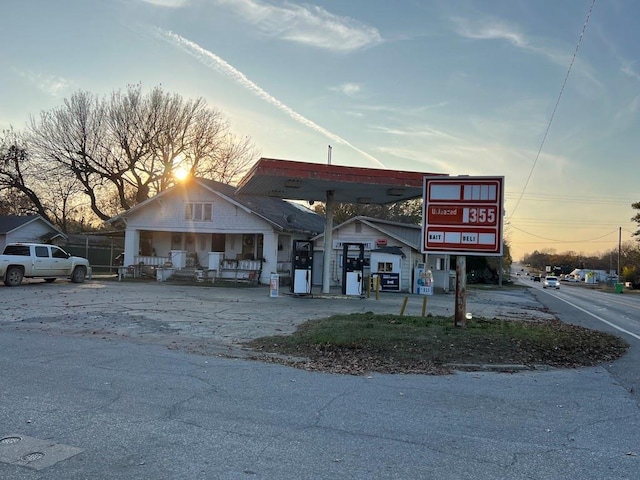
[174,167,189,181]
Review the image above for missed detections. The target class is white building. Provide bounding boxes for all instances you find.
[311,216,452,293]
[107,178,325,285]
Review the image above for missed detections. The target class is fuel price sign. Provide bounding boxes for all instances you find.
[422,176,504,256]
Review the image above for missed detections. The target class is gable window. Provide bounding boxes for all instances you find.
[185,202,213,221]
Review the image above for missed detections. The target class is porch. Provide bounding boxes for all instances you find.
[119,229,303,285]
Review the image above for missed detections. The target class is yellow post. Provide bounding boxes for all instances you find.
[421,296,427,317]
[400,296,409,316]
[376,276,380,300]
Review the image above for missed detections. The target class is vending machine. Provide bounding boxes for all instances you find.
[342,243,365,296]
[291,240,313,295]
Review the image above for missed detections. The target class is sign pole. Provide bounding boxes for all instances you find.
[454,256,467,327]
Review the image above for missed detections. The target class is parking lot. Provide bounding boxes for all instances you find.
[0,277,555,357]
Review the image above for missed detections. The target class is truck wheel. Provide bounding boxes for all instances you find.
[71,266,86,283]
[44,278,56,283]
[4,266,24,287]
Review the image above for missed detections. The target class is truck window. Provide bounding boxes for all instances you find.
[35,246,49,258]
[51,247,69,259]
[3,245,30,256]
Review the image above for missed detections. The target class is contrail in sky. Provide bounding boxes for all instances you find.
[154,28,385,168]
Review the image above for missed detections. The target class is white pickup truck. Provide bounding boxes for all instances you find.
[0,243,91,287]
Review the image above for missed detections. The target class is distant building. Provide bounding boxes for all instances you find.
[0,215,66,251]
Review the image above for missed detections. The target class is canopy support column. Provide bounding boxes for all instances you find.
[322,190,334,294]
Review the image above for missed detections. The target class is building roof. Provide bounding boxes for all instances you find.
[312,216,422,250]
[198,179,326,234]
[0,215,40,233]
[107,178,326,236]
[0,214,66,239]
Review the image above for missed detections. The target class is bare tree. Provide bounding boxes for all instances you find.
[0,128,50,220]
[27,84,260,223]
[32,163,86,232]
[314,198,423,225]
[27,91,113,220]
[194,133,258,184]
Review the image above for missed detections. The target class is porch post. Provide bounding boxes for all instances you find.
[124,228,139,267]
[261,232,278,284]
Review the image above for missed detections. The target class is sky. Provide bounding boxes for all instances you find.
[1,0,639,262]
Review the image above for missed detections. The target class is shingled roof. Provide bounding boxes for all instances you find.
[0,215,37,233]
[197,178,326,235]
[107,178,327,236]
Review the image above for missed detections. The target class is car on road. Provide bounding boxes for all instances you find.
[543,275,560,289]
[533,275,541,282]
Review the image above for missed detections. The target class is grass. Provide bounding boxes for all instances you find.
[245,312,629,375]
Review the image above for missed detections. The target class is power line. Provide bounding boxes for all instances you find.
[505,191,634,206]
[508,0,597,219]
[510,218,628,227]
[508,224,620,244]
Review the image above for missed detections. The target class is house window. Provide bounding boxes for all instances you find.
[377,262,393,272]
[185,203,213,221]
[203,204,212,221]
[193,203,202,220]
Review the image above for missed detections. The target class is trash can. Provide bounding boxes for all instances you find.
[614,283,624,294]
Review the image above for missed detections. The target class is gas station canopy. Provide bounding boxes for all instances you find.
[236,158,441,204]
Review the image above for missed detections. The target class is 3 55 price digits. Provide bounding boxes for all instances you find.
[467,207,496,224]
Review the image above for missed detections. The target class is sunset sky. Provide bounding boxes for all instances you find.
[2,0,639,261]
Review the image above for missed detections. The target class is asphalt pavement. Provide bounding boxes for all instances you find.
[0,278,638,479]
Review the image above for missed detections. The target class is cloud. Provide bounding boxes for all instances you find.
[154,28,385,167]
[452,16,528,48]
[214,0,383,52]
[137,0,190,7]
[371,124,461,142]
[330,82,362,96]
[12,68,71,97]
[451,15,602,89]
[621,62,640,81]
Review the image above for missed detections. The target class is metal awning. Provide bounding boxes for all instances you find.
[236,158,441,204]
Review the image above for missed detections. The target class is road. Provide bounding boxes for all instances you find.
[0,279,639,479]
[521,278,640,399]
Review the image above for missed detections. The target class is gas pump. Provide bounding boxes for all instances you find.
[342,243,365,296]
[291,240,313,294]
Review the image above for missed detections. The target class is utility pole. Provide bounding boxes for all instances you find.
[618,226,621,279]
